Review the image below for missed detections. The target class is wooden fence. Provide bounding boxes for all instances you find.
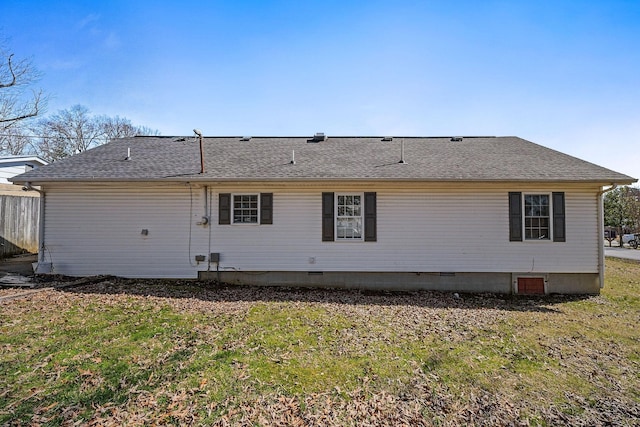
[0,194,40,258]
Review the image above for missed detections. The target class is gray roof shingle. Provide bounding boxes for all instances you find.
[10,135,637,184]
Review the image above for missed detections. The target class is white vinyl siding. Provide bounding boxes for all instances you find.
[209,188,598,273]
[43,185,199,278]
[0,164,31,183]
[41,184,600,278]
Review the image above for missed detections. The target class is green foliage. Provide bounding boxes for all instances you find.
[604,186,640,233]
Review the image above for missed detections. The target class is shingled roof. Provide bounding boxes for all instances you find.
[10,135,636,184]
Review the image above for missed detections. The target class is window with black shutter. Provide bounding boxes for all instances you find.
[219,193,273,225]
[323,192,376,242]
[509,192,566,242]
[322,192,334,241]
[509,192,522,242]
[552,192,566,242]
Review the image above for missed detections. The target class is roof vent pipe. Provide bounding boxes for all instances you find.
[125,147,131,161]
[194,129,205,174]
[398,138,407,164]
[290,150,296,165]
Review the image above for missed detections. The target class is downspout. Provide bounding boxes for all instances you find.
[598,184,617,289]
[22,182,46,271]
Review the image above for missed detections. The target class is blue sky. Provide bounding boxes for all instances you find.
[2,0,639,181]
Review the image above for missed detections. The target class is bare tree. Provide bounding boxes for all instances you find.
[0,41,45,154]
[33,105,161,161]
[33,105,102,161]
[0,123,33,155]
[134,125,161,137]
[99,115,160,140]
[0,45,45,131]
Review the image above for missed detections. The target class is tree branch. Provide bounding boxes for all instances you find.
[0,54,17,89]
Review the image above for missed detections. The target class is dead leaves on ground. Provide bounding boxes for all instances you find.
[1,276,639,426]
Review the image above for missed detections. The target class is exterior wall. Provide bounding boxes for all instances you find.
[41,184,198,278]
[0,164,30,184]
[40,183,602,292]
[0,159,45,184]
[207,185,599,274]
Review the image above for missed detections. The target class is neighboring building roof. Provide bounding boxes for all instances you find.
[0,155,49,184]
[0,155,48,166]
[9,135,637,184]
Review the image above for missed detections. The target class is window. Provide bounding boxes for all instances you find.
[509,192,565,242]
[322,192,377,242]
[218,193,273,225]
[336,194,363,240]
[233,194,258,224]
[524,194,550,240]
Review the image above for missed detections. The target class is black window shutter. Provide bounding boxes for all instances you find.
[260,193,273,224]
[364,192,377,242]
[219,193,231,225]
[509,192,522,241]
[553,192,566,242]
[322,192,334,241]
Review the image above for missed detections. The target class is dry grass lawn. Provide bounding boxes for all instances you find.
[1,258,639,426]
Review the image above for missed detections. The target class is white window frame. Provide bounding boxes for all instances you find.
[523,193,552,241]
[232,193,260,225]
[335,193,364,241]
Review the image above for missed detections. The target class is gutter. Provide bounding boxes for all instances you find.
[597,184,618,289]
[22,182,48,273]
[11,177,638,185]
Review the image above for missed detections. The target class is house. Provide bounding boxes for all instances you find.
[9,135,637,294]
[0,155,47,194]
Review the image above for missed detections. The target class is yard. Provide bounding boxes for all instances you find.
[1,259,639,426]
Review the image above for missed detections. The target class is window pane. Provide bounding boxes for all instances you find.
[233,195,259,224]
[524,194,550,240]
[335,194,364,240]
[353,218,362,238]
